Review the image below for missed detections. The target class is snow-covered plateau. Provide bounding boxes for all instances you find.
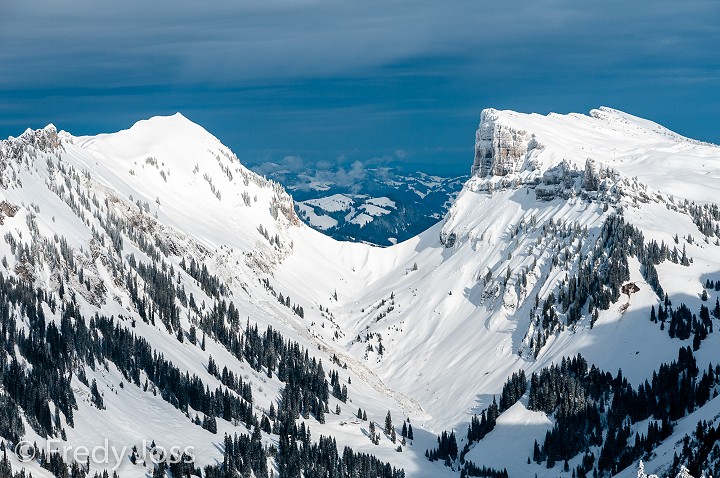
[0,107,719,478]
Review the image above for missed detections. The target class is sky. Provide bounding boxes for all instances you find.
[1,0,718,176]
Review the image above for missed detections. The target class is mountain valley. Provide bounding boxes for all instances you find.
[0,108,719,478]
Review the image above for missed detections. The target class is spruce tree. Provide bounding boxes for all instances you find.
[188,325,197,345]
[533,440,542,463]
[384,411,393,435]
[90,379,104,409]
[681,244,689,266]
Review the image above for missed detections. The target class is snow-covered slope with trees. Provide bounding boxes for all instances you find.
[0,108,719,478]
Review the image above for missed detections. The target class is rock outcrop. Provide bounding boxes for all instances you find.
[471,108,537,177]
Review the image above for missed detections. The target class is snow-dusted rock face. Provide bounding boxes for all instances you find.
[469,106,720,203]
[471,108,537,177]
[0,124,64,188]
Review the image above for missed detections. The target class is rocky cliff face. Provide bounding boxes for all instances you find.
[471,108,538,177]
[465,109,641,203]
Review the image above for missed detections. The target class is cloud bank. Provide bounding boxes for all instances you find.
[1,0,718,172]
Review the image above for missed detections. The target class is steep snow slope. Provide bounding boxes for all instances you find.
[1,107,719,478]
[0,118,453,478]
[282,106,720,414]
[75,113,299,258]
[278,107,720,476]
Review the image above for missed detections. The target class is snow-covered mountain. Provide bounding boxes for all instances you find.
[1,108,719,478]
[254,166,465,246]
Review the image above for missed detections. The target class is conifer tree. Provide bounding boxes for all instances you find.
[90,379,104,409]
[188,325,197,345]
[384,411,393,435]
[681,244,689,266]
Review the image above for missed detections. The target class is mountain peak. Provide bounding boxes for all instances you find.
[136,111,191,126]
[14,123,58,141]
[76,112,224,172]
[125,111,211,141]
[471,106,720,202]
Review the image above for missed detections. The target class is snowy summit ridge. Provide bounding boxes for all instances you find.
[471,106,720,203]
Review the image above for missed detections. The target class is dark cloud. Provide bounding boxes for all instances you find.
[0,0,718,172]
[2,0,717,88]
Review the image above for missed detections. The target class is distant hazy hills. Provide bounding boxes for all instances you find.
[253,166,466,245]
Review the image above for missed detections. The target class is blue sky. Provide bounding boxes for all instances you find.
[1,0,718,175]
